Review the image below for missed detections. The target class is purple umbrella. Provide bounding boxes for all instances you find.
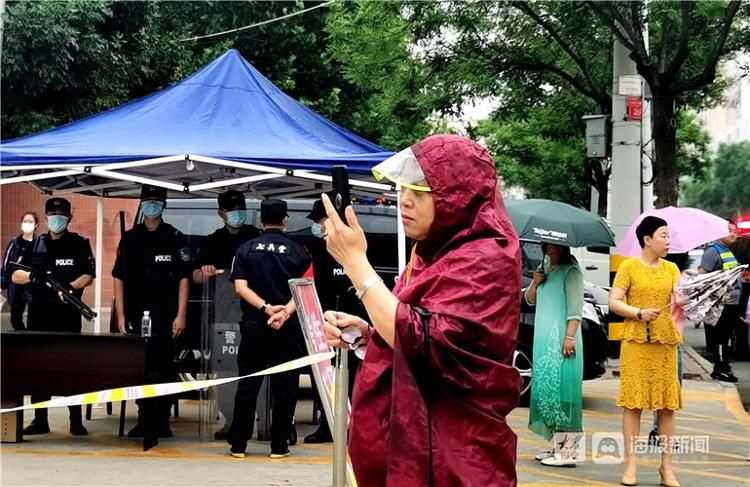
[614,206,730,257]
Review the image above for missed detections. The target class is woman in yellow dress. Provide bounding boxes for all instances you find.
[609,216,685,487]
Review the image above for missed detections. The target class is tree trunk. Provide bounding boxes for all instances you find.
[651,90,679,208]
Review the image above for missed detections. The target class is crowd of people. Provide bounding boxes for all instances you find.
[2,133,748,486]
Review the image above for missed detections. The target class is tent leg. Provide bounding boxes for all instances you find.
[94,197,104,334]
[397,187,406,276]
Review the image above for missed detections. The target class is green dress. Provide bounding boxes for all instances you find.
[527,262,584,440]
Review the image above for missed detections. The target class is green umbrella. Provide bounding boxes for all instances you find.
[504,198,615,248]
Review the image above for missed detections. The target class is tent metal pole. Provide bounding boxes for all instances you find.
[94,197,104,334]
[0,170,85,185]
[85,155,186,171]
[88,169,185,192]
[397,188,406,275]
[189,173,284,192]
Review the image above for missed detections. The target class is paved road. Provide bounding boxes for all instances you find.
[3,375,748,487]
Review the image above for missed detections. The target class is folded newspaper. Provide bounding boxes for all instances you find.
[676,264,748,326]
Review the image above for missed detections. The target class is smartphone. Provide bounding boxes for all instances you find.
[332,165,351,224]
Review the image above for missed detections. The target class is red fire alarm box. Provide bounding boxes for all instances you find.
[627,96,642,120]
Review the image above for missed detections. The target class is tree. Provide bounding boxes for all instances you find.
[403,0,747,207]
[1,1,372,143]
[681,142,750,218]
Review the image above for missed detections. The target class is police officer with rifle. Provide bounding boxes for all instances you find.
[12,197,96,436]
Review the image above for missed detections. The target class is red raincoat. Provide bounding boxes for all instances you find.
[349,135,522,486]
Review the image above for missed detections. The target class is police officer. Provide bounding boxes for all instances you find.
[192,190,259,284]
[296,198,364,444]
[112,184,191,438]
[227,198,311,459]
[12,198,95,436]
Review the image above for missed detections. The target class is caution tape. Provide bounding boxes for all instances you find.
[0,352,334,414]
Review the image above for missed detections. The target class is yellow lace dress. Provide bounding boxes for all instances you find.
[612,258,682,411]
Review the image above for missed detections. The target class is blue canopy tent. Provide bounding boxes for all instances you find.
[0,49,394,199]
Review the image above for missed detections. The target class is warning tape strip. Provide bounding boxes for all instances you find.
[0,352,334,414]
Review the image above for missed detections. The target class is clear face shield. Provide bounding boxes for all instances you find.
[372,148,431,192]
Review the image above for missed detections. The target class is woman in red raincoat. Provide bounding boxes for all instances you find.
[320,134,522,486]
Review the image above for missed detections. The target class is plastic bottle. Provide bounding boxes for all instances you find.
[141,310,152,338]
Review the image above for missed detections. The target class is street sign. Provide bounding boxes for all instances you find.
[618,75,642,96]
[627,97,642,120]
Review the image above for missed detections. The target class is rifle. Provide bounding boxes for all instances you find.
[11,262,97,321]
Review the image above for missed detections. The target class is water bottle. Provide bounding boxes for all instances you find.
[141,310,152,338]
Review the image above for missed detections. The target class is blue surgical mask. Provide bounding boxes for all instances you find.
[141,200,165,218]
[47,215,69,234]
[225,210,246,228]
[311,222,324,238]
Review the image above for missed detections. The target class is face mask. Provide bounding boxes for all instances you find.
[311,222,324,238]
[225,210,246,228]
[47,215,69,234]
[21,222,35,234]
[141,200,165,218]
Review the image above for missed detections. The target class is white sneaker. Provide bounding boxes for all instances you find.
[535,450,554,461]
[541,455,577,468]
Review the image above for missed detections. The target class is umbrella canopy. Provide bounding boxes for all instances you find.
[504,199,615,248]
[678,265,748,325]
[614,207,730,257]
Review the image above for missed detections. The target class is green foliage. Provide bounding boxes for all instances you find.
[681,142,750,217]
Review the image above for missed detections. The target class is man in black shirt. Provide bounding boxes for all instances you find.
[112,185,191,438]
[192,190,259,284]
[227,198,311,459]
[12,198,95,436]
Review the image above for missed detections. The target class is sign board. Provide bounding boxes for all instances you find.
[618,75,642,96]
[627,96,642,121]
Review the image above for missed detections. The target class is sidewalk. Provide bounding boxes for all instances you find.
[2,375,749,487]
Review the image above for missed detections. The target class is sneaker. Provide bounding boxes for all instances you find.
[711,370,739,383]
[70,422,88,436]
[270,449,291,459]
[22,421,50,435]
[229,446,246,459]
[541,455,576,467]
[534,450,554,461]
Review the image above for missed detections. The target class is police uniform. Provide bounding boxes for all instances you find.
[227,199,311,456]
[21,197,95,435]
[112,185,192,437]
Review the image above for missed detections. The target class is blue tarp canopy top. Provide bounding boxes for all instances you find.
[0,49,394,199]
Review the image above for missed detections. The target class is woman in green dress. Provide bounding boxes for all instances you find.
[525,243,584,467]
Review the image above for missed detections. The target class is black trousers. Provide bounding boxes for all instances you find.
[705,304,740,372]
[9,284,28,330]
[228,319,302,452]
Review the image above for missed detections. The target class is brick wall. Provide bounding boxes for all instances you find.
[1,183,139,307]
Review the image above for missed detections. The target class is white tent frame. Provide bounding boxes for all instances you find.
[1,154,405,332]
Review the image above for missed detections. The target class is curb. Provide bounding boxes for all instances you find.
[681,342,715,382]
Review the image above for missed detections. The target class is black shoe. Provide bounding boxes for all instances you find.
[70,422,88,436]
[711,370,739,383]
[158,427,173,438]
[22,421,50,435]
[289,426,298,446]
[270,448,291,459]
[648,428,659,446]
[304,427,333,444]
[127,422,145,438]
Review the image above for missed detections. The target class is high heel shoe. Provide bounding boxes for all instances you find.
[621,464,638,486]
[659,466,681,487]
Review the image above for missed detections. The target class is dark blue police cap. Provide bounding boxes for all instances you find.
[260,198,288,222]
[218,190,246,210]
[45,197,71,215]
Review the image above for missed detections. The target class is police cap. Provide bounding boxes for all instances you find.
[140,184,167,201]
[306,200,326,222]
[218,190,246,210]
[45,197,72,215]
[260,198,288,224]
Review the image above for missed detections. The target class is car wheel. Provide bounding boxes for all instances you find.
[513,343,533,407]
